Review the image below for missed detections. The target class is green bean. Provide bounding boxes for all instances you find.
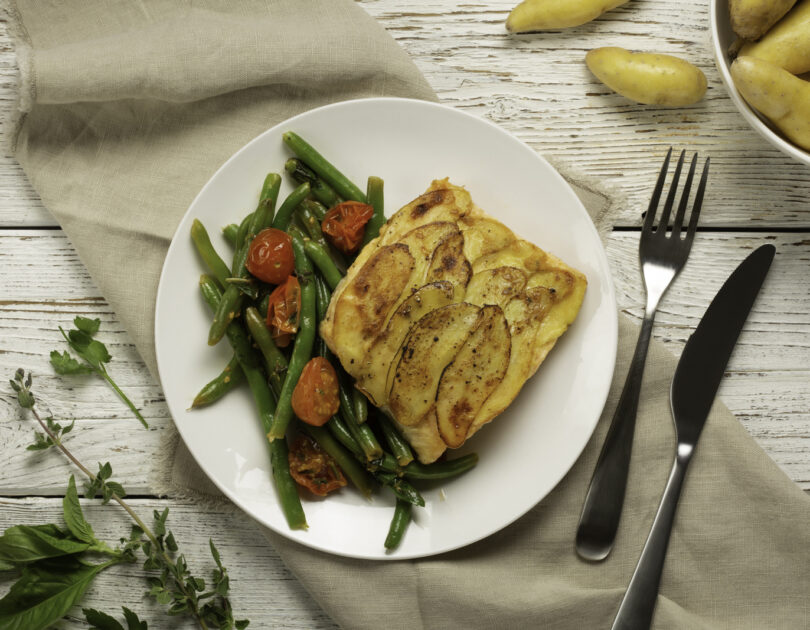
[362,176,385,248]
[270,182,311,232]
[191,355,244,408]
[352,388,368,425]
[297,202,348,272]
[384,498,412,550]
[270,438,308,530]
[314,274,331,358]
[304,424,374,498]
[199,276,273,430]
[209,188,279,346]
[403,453,479,481]
[377,412,414,466]
[191,219,231,288]
[303,198,329,221]
[376,472,424,507]
[282,132,367,203]
[235,212,253,247]
[266,232,317,440]
[285,157,341,208]
[303,240,343,290]
[222,223,240,248]
[200,275,306,530]
[237,173,282,244]
[244,306,288,397]
[327,416,363,459]
[341,390,382,462]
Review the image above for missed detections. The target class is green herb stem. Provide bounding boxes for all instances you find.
[98,365,148,428]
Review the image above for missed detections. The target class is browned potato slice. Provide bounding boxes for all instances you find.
[472,240,548,275]
[388,302,482,426]
[471,287,555,430]
[458,215,517,264]
[436,305,510,447]
[324,243,414,368]
[378,182,473,246]
[527,269,575,300]
[426,231,472,298]
[354,281,455,406]
[464,266,527,307]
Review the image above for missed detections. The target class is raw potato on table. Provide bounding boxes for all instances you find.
[739,0,810,75]
[586,47,707,106]
[506,0,628,31]
[731,56,810,151]
[321,180,587,463]
[729,0,797,40]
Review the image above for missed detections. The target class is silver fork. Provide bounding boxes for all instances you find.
[575,148,710,561]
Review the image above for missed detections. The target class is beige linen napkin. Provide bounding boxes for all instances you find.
[5,1,810,628]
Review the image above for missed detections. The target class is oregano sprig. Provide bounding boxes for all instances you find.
[3,370,248,629]
[50,316,148,428]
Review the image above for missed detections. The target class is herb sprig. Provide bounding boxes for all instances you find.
[2,369,248,629]
[50,316,148,428]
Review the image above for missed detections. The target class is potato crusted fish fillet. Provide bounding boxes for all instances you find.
[320,179,586,463]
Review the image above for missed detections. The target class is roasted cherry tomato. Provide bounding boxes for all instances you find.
[291,357,340,426]
[321,201,374,254]
[288,434,347,496]
[266,276,300,347]
[246,228,294,284]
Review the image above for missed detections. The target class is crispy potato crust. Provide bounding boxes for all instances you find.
[321,180,586,463]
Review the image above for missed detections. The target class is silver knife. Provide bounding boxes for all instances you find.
[611,244,775,630]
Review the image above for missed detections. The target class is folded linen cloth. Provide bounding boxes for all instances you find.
[5,1,809,628]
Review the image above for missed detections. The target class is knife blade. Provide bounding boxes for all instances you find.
[611,244,775,630]
[670,243,775,442]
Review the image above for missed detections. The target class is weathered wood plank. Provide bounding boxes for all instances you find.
[1,5,809,229]
[1,229,807,492]
[0,497,338,629]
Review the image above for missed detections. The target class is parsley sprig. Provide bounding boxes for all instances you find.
[50,316,148,428]
[3,370,248,629]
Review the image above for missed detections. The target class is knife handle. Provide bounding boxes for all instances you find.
[611,453,689,630]
[575,311,656,561]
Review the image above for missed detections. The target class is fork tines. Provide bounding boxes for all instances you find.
[643,148,710,247]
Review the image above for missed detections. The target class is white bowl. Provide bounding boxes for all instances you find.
[709,0,810,166]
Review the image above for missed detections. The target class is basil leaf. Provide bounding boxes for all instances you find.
[122,607,148,630]
[63,476,95,544]
[0,558,14,572]
[83,607,125,630]
[49,351,93,375]
[0,524,90,566]
[73,316,101,336]
[0,558,115,630]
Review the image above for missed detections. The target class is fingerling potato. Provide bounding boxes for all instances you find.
[586,47,707,106]
[739,0,810,75]
[731,56,810,151]
[506,0,628,31]
[729,0,797,40]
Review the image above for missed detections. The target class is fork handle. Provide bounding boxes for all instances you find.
[575,310,656,561]
[611,453,690,630]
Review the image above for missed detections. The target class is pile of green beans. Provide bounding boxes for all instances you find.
[189,132,478,550]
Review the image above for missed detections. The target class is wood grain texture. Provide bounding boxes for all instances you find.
[1,3,810,228]
[1,230,807,493]
[0,497,338,629]
[0,2,809,627]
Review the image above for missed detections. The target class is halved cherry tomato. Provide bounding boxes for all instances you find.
[291,357,340,426]
[246,228,294,284]
[288,434,347,496]
[321,201,374,254]
[266,276,300,347]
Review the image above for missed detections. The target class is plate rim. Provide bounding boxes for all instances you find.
[154,96,618,560]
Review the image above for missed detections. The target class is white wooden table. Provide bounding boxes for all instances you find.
[1,1,808,627]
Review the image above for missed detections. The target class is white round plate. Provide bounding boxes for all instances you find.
[155,97,617,560]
